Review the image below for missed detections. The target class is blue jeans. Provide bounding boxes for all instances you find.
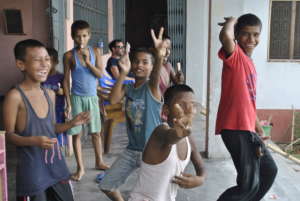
[99,148,142,191]
[217,130,278,201]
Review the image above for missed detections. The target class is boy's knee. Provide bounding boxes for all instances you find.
[72,134,81,140]
[91,133,101,139]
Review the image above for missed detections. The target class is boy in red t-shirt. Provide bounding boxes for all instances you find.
[216,14,277,201]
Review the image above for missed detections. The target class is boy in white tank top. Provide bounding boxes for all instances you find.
[129,84,205,201]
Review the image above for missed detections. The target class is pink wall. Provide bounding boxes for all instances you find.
[0,0,49,96]
[257,109,299,143]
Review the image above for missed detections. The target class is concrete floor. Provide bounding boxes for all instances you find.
[66,114,300,201]
[7,113,300,200]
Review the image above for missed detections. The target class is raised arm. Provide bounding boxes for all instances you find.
[149,27,166,100]
[3,89,56,148]
[63,52,72,119]
[110,43,131,104]
[218,17,237,55]
[84,47,104,78]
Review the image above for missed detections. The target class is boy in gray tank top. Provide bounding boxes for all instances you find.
[4,39,90,201]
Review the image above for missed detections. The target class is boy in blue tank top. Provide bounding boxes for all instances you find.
[63,20,109,181]
[4,39,90,201]
[99,27,166,201]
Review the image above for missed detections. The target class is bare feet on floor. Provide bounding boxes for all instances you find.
[71,169,85,181]
[95,163,110,170]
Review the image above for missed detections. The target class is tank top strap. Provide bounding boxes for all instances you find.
[72,48,80,67]
[15,85,35,115]
[40,87,55,122]
[15,85,53,121]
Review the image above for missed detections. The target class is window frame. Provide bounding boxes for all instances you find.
[3,9,25,35]
[268,0,300,62]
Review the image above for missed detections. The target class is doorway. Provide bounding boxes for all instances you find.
[125,0,167,49]
[125,0,186,74]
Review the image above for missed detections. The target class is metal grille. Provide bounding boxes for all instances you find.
[294,2,300,59]
[113,0,126,41]
[74,0,108,52]
[50,0,66,72]
[167,0,186,74]
[269,1,292,59]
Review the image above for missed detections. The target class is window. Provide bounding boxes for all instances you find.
[74,0,108,53]
[269,0,300,61]
[3,9,24,34]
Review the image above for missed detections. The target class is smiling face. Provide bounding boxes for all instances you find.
[16,47,51,83]
[236,25,261,56]
[112,42,125,57]
[131,52,154,79]
[72,28,91,48]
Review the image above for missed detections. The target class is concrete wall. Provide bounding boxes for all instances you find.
[0,0,49,96]
[186,0,208,106]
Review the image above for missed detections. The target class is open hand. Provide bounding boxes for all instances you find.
[118,42,131,75]
[172,173,204,188]
[34,136,57,149]
[151,27,167,58]
[218,16,237,27]
[70,111,90,126]
[65,105,72,119]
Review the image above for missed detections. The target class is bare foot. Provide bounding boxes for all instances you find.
[71,170,85,181]
[95,163,110,170]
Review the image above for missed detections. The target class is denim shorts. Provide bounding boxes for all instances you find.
[99,148,142,191]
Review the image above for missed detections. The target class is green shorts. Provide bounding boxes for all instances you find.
[68,95,101,135]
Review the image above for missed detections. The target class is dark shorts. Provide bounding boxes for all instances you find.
[17,181,74,201]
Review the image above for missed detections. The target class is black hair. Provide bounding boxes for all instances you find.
[235,13,262,37]
[164,84,194,106]
[108,39,123,51]
[14,39,45,61]
[132,47,155,64]
[46,47,58,63]
[71,20,90,37]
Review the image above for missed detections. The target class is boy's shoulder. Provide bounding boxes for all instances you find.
[5,88,22,105]
[63,50,74,60]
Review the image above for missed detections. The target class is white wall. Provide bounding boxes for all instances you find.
[243,0,300,110]
[186,0,208,106]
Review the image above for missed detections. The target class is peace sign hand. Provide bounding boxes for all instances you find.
[172,104,192,138]
[151,27,167,58]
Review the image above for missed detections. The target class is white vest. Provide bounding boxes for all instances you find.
[129,137,191,201]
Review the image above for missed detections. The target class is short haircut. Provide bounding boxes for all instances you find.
[109,39,123,51]
[235,13,262,36]
[46,47,58,63]
[132,48,155,64]
[71,20,90,37]
[164,84,194,106]
[14,39,45,61]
